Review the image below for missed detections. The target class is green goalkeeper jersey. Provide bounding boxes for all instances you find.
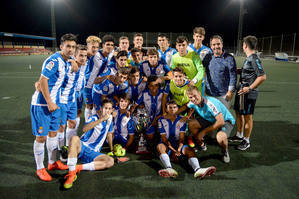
[170,50,205,94]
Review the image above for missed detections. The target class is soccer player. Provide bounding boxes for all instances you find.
[31,33,77,181]
[233,35,266,150]
[93,68,129,109]
[170,36,205,94]
[157,33,177,66]
[63,99,115,189]
[118,36,130,55]
[83,35,101,121]
[157,100,216,179]
[57,45,88,155]
[128,48,143,67]
[107,50,129,75]
[113,93,136,151]
[140,48,172,83]
[130,76,164,144]
[127,67,147,103]
[202,35,237,109]
[186,86,235,163]
[187,27,212,61]
[132,33,148,61]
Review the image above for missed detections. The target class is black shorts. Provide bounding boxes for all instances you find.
[234,94,256,115]
[194,114,214,130]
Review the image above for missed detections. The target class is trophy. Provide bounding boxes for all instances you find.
[132,107,151,154]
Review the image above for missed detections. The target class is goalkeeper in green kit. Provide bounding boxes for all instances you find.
[170,35,205,94]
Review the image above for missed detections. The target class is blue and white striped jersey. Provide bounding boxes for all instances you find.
[114,109,136,141]
[93,78,129,97]
[75,63,87,92]
[187,44,212,61]
[84,51,109,90]
[136,88,163,121]
[158,47,177,66]
[158,115,186,146]
[31,52,68,106]
[60,62,80,104]
[80,114,114,152]
[127,78,146,102]
[140,60,171,78]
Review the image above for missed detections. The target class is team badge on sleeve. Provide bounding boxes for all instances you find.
[46,61,55,70]
[38,126,43,134]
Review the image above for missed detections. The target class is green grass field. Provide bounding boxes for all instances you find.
[0,55,298,199]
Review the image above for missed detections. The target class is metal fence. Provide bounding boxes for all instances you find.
[257,33,298,56]
[99,32,193,49]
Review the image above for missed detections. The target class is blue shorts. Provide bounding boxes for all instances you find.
[78,141,104,163]
[83,88,93,105]
[49,106,61,132]
[31,105,51,136]
[113,134,129,147]
[146,125,156,135]
[76,91,84,110]
[60,102,77,126]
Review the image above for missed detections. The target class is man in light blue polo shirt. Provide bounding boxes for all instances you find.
[186,86,235,163]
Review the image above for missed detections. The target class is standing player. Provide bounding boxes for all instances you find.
[63,99,115,189]
[233,35,266,150]
[157,100,216,179]
[186,86,235,163]
[57,45,88,154]
[170,36,205,94]
[132,33,148,61]
[31,34,77,181]
[118,36,130,56]
[157,33,177,66]
[187,27,212,61]
[83,35,101,121]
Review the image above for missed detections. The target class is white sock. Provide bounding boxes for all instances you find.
[67,157,77,171]
[84,108,92,122]
[46,136,58,164]
[159,153,172,168]
[66,127,76,146]
[188,157,200,172]
[244,137,250,143]
[57,131,65,150]
[236,131,244,138]
[33,140,45,170]
[82,162,95,171]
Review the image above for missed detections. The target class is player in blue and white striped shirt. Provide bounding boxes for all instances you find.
[31,34,77,182]
[127,67,147,103]
[157,33,177,66]
[64,99,115,189]
[157,100,216,179]
[57,45,88,154]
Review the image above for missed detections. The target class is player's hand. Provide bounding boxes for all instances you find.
[48,101,59,112]
[180,116,189,123]
[107,75,115,82]
[225,91,233,101]
[69,59,79,72]
[175,151,181,157]
[188,80,195,87]
[142,77,147,82]
[102,114,111,121]
[126,111,131,118]
[238,87,250,95]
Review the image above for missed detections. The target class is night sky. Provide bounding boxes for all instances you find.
[1,0,298,47]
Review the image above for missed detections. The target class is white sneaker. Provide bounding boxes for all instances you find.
[222,150,230,163]
[158,168,178,178]
[194,166,216,179]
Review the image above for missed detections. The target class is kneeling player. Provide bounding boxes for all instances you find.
[157,100,216,179]
[64,99,115,189]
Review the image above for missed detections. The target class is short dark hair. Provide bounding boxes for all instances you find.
[147,48,159,56]
[166,100,178,107]
[133,33,143,39]
[102,98,113,106]
[147,75,158,84]
[193,27,206,35]
[118,93,131,102]
[60,33,77,44]
[102,34,115,44]
[130,67,140,75]
[117,67,130,76]
[119,36,129,41]
[243,35,257,50]
[172,67,185,75]
[131,48,142,54]
[75,44,87,55]
[116,50,128,59]
[176,35,188,44]
[158,33,169,40]
[210,35,223,44]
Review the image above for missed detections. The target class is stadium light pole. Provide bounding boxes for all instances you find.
[236,0,246,56]
[51,0,57,52]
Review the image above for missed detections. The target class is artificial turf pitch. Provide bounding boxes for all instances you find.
[0,55,298,199]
